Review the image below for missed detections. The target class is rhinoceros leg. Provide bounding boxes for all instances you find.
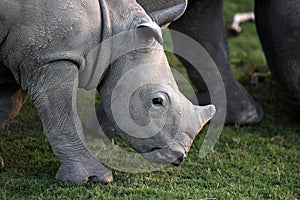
[255,0,300,110]
[93,103,117,139]
[0,82,28,172]
[0,83,28,134]
[22,61,112,184]
[170,0,263,125]
[0,83,28,170]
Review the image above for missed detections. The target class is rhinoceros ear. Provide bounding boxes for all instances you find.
[137,0,187,27]
[136,22,163,44]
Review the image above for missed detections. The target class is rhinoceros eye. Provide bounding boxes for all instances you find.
[151,92,169,107]
[152,97,164,106]
[150,91,170,109]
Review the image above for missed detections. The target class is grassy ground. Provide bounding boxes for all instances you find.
[1,1,300,199]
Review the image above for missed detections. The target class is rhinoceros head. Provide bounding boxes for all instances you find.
[98,0,215,165]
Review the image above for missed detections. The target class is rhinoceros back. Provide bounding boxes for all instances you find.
[0,0,103,89]
[137,0,185,13]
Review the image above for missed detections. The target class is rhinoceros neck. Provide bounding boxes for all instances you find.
[78,0,112,90]
[82,0,151,90]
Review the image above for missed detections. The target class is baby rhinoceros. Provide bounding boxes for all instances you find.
[0,0,215,184]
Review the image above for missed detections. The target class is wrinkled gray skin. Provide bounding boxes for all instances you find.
[0,0,215,184]
[169,0,264,125]
[255,0,300,110]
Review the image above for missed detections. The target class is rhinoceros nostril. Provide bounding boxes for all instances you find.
[172,154,185,166]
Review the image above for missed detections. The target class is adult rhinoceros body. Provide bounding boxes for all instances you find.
[0,0,215,184]
[158,0,300,123]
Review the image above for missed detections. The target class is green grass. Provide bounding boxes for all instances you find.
[1,1,300,199]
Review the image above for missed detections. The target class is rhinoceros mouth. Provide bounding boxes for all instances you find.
[151,147,163,151]
[140,136,189,166]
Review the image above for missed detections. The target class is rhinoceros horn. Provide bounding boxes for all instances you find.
[137,0,187,27]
